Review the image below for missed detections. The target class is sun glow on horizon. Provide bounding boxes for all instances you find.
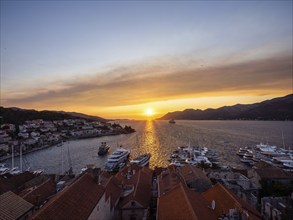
[145,108,154,117]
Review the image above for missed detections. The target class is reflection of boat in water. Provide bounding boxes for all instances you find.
[104,146,130,171]
[130,153,151,167]
[169,119,175,124]
[98,142,110,156]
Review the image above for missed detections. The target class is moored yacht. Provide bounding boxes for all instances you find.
[169,144,213,167]
[105,146,130,171]
[98,142,110,156]
[256,143,277,152]
[130,153,151,167]
[169,119,176,124]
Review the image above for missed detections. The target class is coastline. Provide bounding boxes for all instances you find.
[0,131,135,163]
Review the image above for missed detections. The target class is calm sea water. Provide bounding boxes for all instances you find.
[4,120,293,174]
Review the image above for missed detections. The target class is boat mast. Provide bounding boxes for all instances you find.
[20,144,23,172]
[281,130,286,149]
[11,145,14,168]
[61,144,64,174]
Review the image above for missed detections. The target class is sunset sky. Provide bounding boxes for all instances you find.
[1,1,292,119]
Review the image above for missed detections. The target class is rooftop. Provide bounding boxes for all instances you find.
[255,167,293,179]
[177,164,212,192]
[0,191,34,220]
[157,182,217,220]
[202,183,262,220]
[20,178,56,206]
[120,167,153,209]
[157,165,183,196]
[31,173,104,220]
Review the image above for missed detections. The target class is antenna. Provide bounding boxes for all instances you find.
[211,200,216,210]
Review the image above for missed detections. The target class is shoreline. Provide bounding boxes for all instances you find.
[0,131,135,163]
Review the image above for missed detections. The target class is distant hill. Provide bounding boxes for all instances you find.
[158,94,293,121]
[0,107,108,125]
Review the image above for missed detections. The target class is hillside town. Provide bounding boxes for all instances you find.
[0,119,135,159]
[1,161,292,220]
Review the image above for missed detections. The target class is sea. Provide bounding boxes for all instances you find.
[3,120,293,174]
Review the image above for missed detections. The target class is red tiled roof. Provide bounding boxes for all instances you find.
[177,164,212,192]
[0,171,36,194]
[99,170,112,185]
[120,168,153,209]
[115,164,142,184]
[202,183,261,220]
[104,176,122,209]
[0,191,34,220]
[157,182,217,220]
[157,166,183,196]
[31,173,104,220]
[21,178,56,206]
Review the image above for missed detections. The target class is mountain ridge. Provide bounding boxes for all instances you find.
[158,94,293,121]
[0,106,108,125]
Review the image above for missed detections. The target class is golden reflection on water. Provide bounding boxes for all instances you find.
[141,120,169,168]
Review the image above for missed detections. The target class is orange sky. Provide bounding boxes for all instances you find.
[1,1,292,120]
[2,52,292,120]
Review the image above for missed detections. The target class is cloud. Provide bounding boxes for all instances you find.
[2,51,292,109]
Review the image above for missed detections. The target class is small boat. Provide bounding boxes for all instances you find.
[104,146,130,171]
[169,119,176,124]
[170,160,184,167]
[98,142,110,156]
[130,153,151,167]
[57,142,63,147]
[283,161,293,168]
[240,158,255,166]
[236,147,252,157]
[0,163,10,175]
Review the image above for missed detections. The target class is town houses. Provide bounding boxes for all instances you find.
[0,119,134,159]
[1,162,292,220]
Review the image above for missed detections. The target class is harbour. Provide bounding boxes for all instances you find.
[2,120,292,174]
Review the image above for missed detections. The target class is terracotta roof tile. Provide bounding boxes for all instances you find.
[157,183,217,220]
[31,173,104,220]
[120,168,153,208]
[157,167,183,196]
[0,191,34,220]
[177,164,212,192]
[202,183,262,220]
[104,176,122,209]
[0,171,36,194]
[21,178,56,206]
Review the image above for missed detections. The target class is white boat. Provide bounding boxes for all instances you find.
[256,143,277,152]
[10,167,21,175]
[170,160,184,167]
[98,142,110,156]
[169,119,175,124]
[0,163,10,175]
[169,144,213,167]
[105,146,130,171]
[283,161,293,168]
[130,153,151,167]
[236,147,253,157]
[186,156,212,167]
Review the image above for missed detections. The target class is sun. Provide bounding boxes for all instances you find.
[145,108,154,117]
